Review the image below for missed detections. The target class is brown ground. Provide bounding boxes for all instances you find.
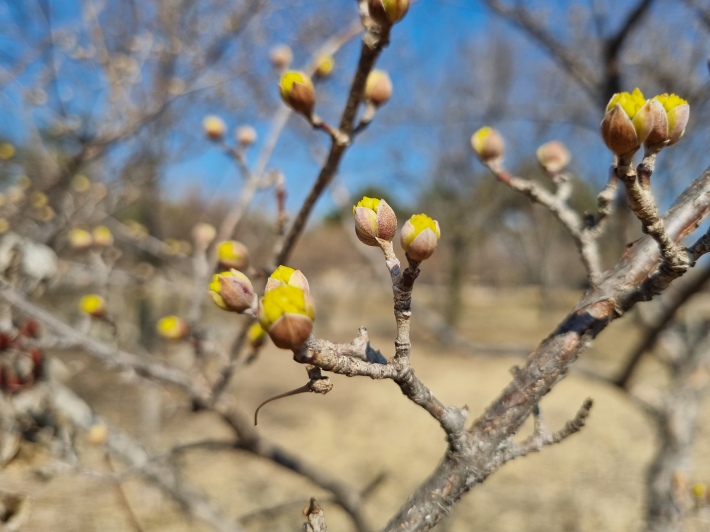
[2,281,710,532]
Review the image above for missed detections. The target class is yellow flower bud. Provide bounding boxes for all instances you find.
[235,125,257,146]
[258,284,315,350]
[471,126,505,164]
[68,228,94,250]
[80,294,106,318]
[400,214,440,262]
[265,265,310,293]
[364,70,392,107]
[600,88,653,158]
[216,240,249,270]
[203,115,226,141]
[368,0,410,26]
[691,482,707,500]
[645,93,689,150]
[209,270,257,313]
[536,141,571,174]
[0,142,15,160]
[156,315,190,340]
[71,174,91,193]
[87,423,108,445]
[30,191,48,208]
[92,226,114,248]
[247,322,268,349]
[315,55,335,78]
[352,196,397,246]
[279,71,316,118]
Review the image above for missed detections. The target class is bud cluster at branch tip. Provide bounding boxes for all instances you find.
[401,214,440,262]
[352,196,397,246]
[368,0,410,26]
[258,284,315,350]
[536,141,571,174]
[209,270,257,314]
[279,71,316,118]
[471,127,505,165]
[364,70,392,107]
[156,315,190,340]
[216,240,249,271]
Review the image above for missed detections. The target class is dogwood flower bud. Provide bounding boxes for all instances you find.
[203,115,226,141]
[315,55,335,78]
[368,0,409,26]
[265,265,310,293]
[536,141,571,174]
[401,214,440,262]
[235,125,257,146]
[471,126,505,164]
[258,284,315,350]
[279,71,316,118]
[69,228,93,250]
[247,322,268,349]
[352,196,397,246]
[92,226,114,248]
[209,270,257,313]
[156,315,190,340]
[80,294,106,318]
[644,93,689,150]
[216,240,249,270]
[364,70,392,107]
[600,88,653,158]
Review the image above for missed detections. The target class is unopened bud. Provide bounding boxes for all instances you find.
[258,284,315,350]
[69,228,93,250]
[235,125,257,146]
[471,127,505,165]
[80,294,106,318]
[270,45,293,70]
[216,240,249,270]
[247,322,268,349]
[401,214,440,262]
[156,315,190,340]
[536,141,571,174]
[364,70,392,107]
[192,222,216,250]
[644,93,689,150]
[0,142,15,160]
[368,0,409,26]
[315,55,335,78]
[87,423,108,445]
[92,226,114,248]
[352,196,397,246]
[203,115,226,141]
[279,71,316,118]
[600,88,653,158]
[265,265,310,293]
[71,174,91,193]
[209,270,257,313]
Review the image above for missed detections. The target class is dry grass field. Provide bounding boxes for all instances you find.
[2,275,709,531]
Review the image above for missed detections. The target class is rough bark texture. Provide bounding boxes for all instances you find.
[383,167,710,531]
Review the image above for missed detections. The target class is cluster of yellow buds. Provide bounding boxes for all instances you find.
[600,87,689,158]
[208,264,315,351]
[68,226,115,251]
[352,195,441,263]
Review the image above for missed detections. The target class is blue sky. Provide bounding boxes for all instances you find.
[1,0,709,223]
